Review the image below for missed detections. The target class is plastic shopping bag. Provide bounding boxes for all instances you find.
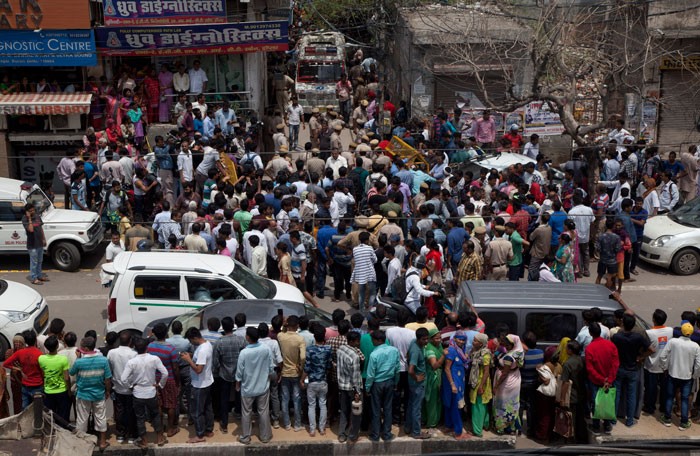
[592,387,616,421]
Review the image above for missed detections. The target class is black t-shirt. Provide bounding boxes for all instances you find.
[21,214,44,250]
[612,331,650,370]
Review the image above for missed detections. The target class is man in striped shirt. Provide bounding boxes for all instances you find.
[350,231,377,313]
[336,331,364,443]
[148,323,181,437]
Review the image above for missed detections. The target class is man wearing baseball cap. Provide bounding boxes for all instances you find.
[660,322,700,430]
[503,124,524,151]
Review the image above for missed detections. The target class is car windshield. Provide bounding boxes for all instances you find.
[25,188,52,215]
[229,260,275,299]
[669,197,700,228]
[297,61,342,83]
[172,308,203,332]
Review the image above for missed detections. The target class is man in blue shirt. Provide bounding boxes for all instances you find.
[446,218,468,273]
[154,135,175,207]
[629,197,648,276]
[235,327,274,444]
[548,200,567,255]
[405,328,431,440]
[300,326,332,436]
[316,219,337,299]
[617,198,638,282]
[365,330,400,442]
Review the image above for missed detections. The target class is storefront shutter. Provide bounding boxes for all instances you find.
[657,70,700,149]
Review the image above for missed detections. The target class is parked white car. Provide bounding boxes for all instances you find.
[0,279,50,358]
[104,251,305,334]
[0,178,103,271]
[640,197,700,275]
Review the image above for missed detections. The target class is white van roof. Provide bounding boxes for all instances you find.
[0,177,33,200]
[111,251,235,275]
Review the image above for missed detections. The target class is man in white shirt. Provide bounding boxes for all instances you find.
[385,308,416,419]
[286,98,304,149]
[608,119,631,159]
[107,333,138,443]
[658,171,679,213]
[183,223,209,253]
[250,235,268,277]
[177,140,194,185]
[105,232,124,264]
[188,60,208,94]
[215,101,237,136]
[599,171,631,203]
[242,220,267,266]
[118,150,135,188]
[538,257,561,283]
[383,245,402,297]
[523,134,539,159]
[181,328,215,443]
[643,309,673,415]
[641,177,660,217]
[192,93,208,117]
[333,184,355,219]
[404,257,439,314]
[173,64,190,94]
[568,193,594,277]
[325,149,348,179]
[121,337,168,448]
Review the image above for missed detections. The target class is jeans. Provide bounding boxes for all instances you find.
[665,376,692,424]
[630,241,642,272]
[269,378,281,422]
[133,396,162,437]
[281,376,302,429]
[28,248,44,281]
[44,391,71,423]
[218,379,234,428]
[339,99,351,124]
[338,389,361,441]
[643,370,665,414]
[289,124,300,147]
[316,260,327,298]
[392,371,409,424]
[357,281,376,314]
[113,392,137,439]
[614,368,639,426]
[507,263,522,281]
[177,364,191,418]
[405,382,425,437]
[307,381,328,432]
[21,385,43,410]
[528,256,544,281]
[370,380,394,441]
[190,386,214,437]
[623,250,631,280]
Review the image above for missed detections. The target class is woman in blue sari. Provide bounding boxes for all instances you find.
[441,331,470,440]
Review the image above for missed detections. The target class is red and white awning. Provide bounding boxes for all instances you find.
[0,93,93,115]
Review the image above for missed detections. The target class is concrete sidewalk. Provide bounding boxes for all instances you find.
[96,421,515,455]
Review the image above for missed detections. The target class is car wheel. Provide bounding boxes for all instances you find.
[0,334,9,361]
[50,242,81,272]
[671,248,700,276]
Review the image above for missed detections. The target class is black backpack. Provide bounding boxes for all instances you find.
[391,270,420,303]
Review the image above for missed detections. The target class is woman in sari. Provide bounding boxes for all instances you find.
[613,219,632,293]
[127,104,144,148]
[553,233,575,283]
[493,334,523,435]
[143,68,160,124]
[4,334,25,415]
[423,328,445,429]
[158,64,174,123]
[469,333,492,437]
[555,336,571,366]
[441,331,470,440]
[564,219,580,276]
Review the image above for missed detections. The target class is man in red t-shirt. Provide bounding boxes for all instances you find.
[3,330,43,409]
[585,322,619,434]
[503,124,524,151]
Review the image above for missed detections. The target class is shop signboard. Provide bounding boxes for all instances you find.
[103,0,226,26]
[96,21,289,56]
[0,30,96,66]
[0,0,90,30]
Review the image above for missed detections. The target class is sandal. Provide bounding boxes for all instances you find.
[31,280,43,285]
[157,438,168,447]
[99,442,111,451]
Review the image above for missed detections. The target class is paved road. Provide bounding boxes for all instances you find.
[1,243,698,343]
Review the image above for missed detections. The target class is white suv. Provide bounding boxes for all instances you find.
[0,178,104,271]
[103,251,305,334]
[0,279,50,359]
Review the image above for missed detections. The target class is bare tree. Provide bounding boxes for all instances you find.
[418,0,672,147]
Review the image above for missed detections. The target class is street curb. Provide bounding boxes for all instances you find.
[94,435,516,455]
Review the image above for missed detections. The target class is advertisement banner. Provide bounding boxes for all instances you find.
[523,101,565,136]
[0,0,90,30]
[103,0,226,26]
[0,30,97,67]
[96,21,289,56]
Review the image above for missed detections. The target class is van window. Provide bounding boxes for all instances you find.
[185,277,246,302]
[479,311,518,338]
[526,313,578,343]
[133,276,180,300]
